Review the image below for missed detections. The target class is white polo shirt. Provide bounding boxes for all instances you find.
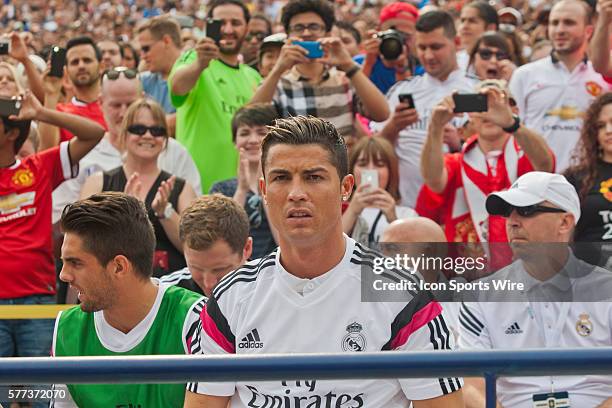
[458,253,612,408]
[370,69,478,207]
[51,135,202,223]
[188,236,462,406]
[509,55,610,172]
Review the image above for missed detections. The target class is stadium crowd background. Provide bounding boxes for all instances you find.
[2,0,612,405]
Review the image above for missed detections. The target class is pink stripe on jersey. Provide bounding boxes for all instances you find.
[389,301,443,350]
[201,305,235,354]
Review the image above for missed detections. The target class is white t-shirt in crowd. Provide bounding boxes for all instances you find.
[509,56,610,172]
[52,135,202,223]
[370,69,478,207]
[188,236,462,406]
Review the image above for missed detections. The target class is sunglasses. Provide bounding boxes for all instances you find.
[499,204,566,218]
[477,49,510,61]
[103,67,138,80]
[127,124,167,137]
[245,31,268,42]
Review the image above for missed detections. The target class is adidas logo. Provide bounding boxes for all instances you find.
[505,322,523,334]
[238,328,264,349]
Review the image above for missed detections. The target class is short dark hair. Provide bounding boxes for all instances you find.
[416,10,457,39]
[138,16,182,48]
[60,192,156,280]
[465,1,499,29]
[231,103,278,142]
[261,116,348,181]
[208,0,251,23]
[180,194,249,253]
[3,117,31,154]
[66,36,102,61]
[281,0,336,33]
[336,21,361,44]
[252,13,273,36]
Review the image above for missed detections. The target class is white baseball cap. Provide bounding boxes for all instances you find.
[486,172,581,224]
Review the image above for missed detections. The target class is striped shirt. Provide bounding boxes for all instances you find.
[273,66,362,137]
[187,236,461,406]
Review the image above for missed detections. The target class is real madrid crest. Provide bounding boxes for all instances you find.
[576,313,593,337]
[342,322,366,352]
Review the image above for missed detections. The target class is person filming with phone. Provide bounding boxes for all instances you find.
[342,136,417,248]
[417,80,554,244]
[249,0,389,139]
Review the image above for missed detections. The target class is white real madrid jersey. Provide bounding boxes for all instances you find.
[509,56,610,172]
[370,69,478,207]
[188,236,462,406]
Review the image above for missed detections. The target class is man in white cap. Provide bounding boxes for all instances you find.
[458,171,612,408]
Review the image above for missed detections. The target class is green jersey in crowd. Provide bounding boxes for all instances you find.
[169,52,262,193]
[52,284,204,408]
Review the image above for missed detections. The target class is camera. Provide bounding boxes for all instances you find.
[0,40,10,56]
[376,29,405,61]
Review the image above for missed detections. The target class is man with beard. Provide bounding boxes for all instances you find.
[51,192,204,407]
[509,0,609,172]
[169,0,261,193]
[55,36,107,143]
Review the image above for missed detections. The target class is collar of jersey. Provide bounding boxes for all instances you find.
[425,67,463,85]
[550,51,588,67]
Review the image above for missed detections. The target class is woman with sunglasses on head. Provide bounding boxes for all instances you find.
[468,32,516,82]
[565,93,612,244]
[343,137,416,248]
[81,98,197,276]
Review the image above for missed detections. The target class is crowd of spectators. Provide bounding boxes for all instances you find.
[1,0,612,405]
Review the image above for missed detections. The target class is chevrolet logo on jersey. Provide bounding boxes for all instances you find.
[0,191,35,215]
[544,106,582,121]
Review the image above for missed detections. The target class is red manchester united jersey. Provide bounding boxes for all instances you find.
[0,142,76,298]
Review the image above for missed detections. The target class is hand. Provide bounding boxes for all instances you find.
[8,91,42,121]
[124,172,143,199]
[42,71,62,100]
[598,0,612,25]
[430,95,455,129]
[385,102,419,135]
[367,188,397,222]
[319,37,354,71]
[194,37,220,71]
[498,60,516,82]
[152,176,176,216]
[362,30,381,60]
[9,31,28,63]
[347,183,377,215]
[479,86,514,128]
[271,39,309,75]
[236,147,250,193]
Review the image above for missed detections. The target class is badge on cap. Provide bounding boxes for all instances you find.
[576,313,593,337]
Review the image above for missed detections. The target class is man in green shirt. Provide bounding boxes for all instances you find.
[170,0,262,193]
[51,192,204,408]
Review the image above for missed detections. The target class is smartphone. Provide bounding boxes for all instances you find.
[453,93,488,113]
[49,46,66,78]
[361,169,379,191]
[0,40,9,56]
[0,98,21,117]
[398,93,415,109]
[293,40,323,59]
[206,19,222,44]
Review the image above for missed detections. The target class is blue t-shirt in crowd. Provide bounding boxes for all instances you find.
[354,54,424,95]
[141,71,175,114]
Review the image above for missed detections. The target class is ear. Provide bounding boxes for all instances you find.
[109,254,131,279]
[486,23,497,32]
[558,213,575,237]
[5,127,19,143]
[454,35,461,47]
[259,176,267,205]
[585,24,594,41]
[242,237,253,261]
[341,174,355,201]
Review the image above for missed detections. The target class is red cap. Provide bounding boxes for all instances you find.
[379,2,419,25]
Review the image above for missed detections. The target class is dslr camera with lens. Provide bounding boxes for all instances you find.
[376,29,405,61]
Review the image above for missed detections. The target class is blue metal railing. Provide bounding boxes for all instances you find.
[1,348,612,407]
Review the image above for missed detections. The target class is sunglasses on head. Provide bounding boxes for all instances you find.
[103,67,138,81]
[499,204,566,218]
[127,124,167,137]
[477,49,510,61]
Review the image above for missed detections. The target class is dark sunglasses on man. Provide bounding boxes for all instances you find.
[497,204,566,218]
[103,66,138,81]
[127,124,167,137]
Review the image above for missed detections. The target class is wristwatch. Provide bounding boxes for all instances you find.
[157,203,174,220]
[502,114,521,133]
